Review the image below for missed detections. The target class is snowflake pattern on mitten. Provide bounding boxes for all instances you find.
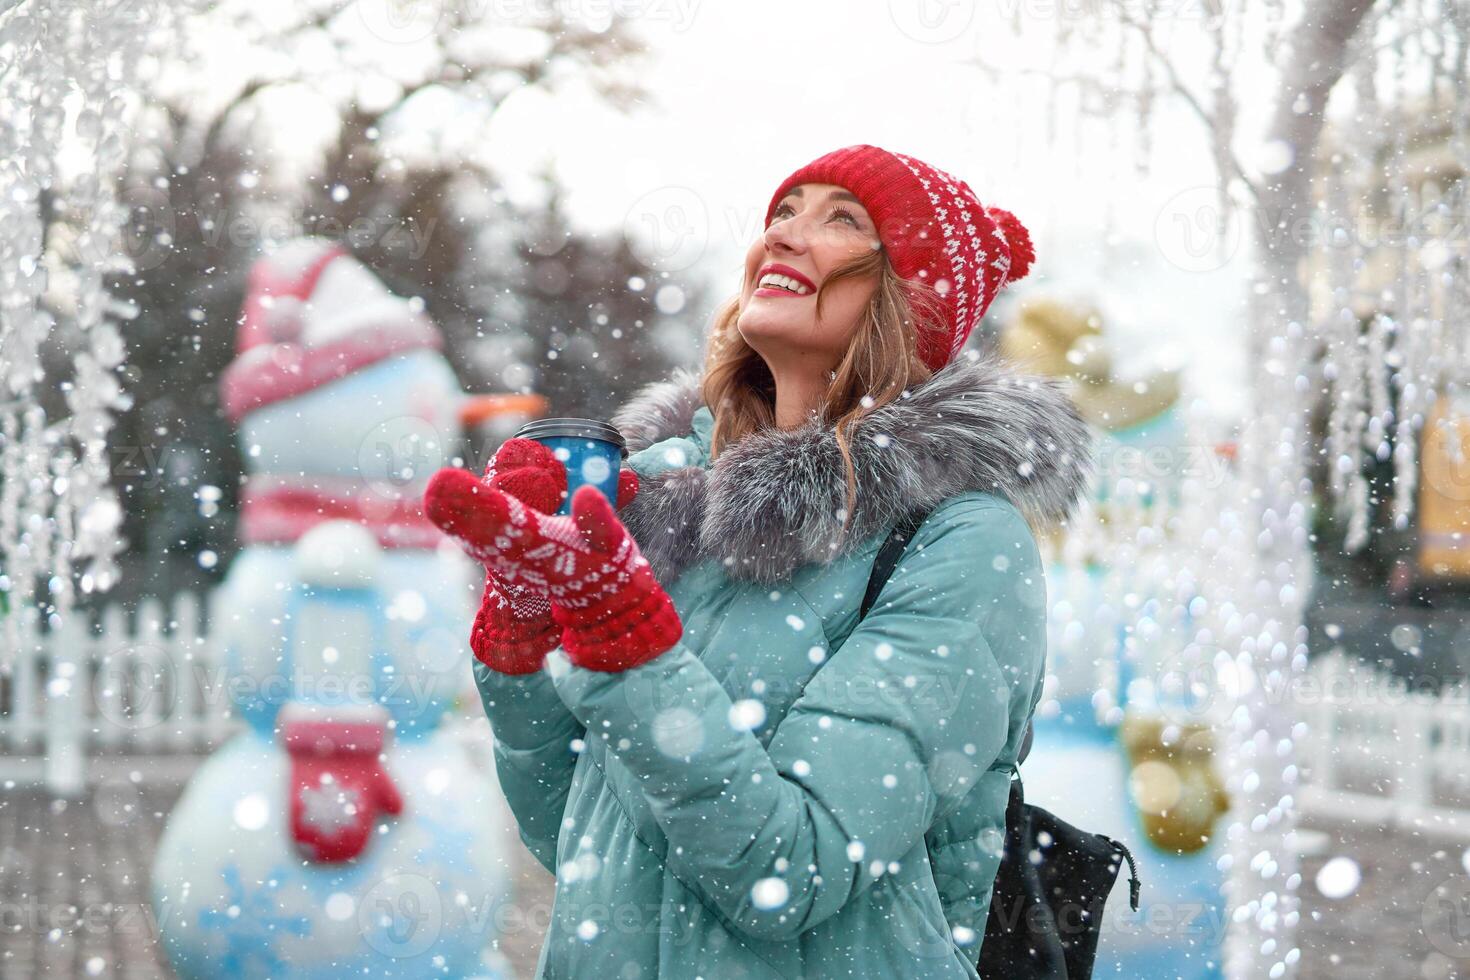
[433,438,567,673]
[281,714,404,864]
[424,469,681,673]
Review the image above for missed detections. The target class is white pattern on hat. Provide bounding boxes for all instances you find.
[893,153,991,361]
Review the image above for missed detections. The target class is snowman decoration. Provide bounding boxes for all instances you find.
[152,240,511,979]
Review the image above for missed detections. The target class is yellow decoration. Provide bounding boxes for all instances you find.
[1001,296,1182,433]
[1417,395,1470,580]
[1120,712,1230,856]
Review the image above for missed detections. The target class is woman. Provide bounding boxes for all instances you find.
[424,144,1094,979]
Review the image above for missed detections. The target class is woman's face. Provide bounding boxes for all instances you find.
[737,182,882,373]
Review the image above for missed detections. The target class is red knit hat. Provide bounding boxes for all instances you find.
[764,144,1035,371]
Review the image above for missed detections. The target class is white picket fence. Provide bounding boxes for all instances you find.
[6,592,1470,842]
[0,591,491,796]
[1299,650,1470,839]
[0,592,239,794]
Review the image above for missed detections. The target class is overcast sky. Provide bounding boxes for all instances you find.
[481,2,1261,424]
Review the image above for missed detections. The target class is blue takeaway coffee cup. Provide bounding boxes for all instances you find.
[513,418,628,515]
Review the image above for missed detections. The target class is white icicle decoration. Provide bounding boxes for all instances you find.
[0,0,179,658]
[1001,2,1469,977]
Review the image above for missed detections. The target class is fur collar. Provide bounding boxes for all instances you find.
[611,351,1096,585]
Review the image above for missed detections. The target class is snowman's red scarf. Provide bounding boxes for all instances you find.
[240,475,443,549]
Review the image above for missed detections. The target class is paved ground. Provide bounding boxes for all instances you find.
[0,771,173,979]
[1292,811,1470,980]
[0,756,557,980]
[2,764,1468,979]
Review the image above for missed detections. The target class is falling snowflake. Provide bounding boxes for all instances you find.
[728,699,767,732]
[750,878,790,910]
[652,707,703,758]
[1315,856,1361,900]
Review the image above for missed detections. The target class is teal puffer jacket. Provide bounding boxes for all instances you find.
[474,354,1094,979]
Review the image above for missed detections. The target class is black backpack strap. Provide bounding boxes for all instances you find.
[859,510,929,620]
[860,506,1036,779]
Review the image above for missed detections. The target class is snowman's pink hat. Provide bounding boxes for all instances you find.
[222,239,442,422]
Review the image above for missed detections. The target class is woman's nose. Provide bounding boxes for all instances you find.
[763,213,809,254]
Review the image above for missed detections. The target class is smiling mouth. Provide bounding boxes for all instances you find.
[755,272,814,297]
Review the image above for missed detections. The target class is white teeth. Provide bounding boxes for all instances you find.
[758,272,812,295]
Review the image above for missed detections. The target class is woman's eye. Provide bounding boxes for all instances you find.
[769,202,860,227]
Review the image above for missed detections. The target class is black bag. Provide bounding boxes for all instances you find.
[861,511,1141,979]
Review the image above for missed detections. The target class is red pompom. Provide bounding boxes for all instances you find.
[987,207,1035,283]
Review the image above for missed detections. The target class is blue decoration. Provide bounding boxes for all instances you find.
[196,864,313,976]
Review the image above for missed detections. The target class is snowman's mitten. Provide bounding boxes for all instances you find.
[427,481,681,672]
[280,705,404,863]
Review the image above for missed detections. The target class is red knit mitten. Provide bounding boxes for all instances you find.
[468,439,569,673]
[280,707,404,864]
[422,474,681,672]
[431,439,641,674]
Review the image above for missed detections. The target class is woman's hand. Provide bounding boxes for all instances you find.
[424,440,644,674]
[424,473,681,673]
[464,439,566,672]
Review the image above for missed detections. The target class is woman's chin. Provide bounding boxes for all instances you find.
[736,311,808,350]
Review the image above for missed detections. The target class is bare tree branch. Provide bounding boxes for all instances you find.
[1109,2,1262,205]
